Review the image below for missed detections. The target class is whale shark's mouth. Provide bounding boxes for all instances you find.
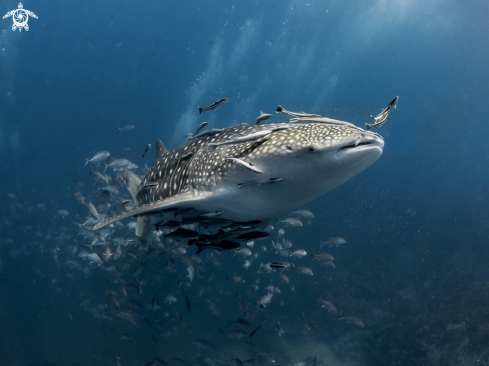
[336,137,384,158]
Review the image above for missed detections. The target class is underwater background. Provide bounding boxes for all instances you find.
[1,0,489,365]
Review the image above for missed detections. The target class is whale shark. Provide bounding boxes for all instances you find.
[93,120,384,239]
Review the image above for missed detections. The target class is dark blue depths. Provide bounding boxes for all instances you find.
[1,0,489,365]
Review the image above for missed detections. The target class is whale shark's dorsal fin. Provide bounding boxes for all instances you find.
[117,168,142,203]
[156,139,169,158]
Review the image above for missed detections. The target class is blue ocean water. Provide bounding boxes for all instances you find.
[1,0,489,365]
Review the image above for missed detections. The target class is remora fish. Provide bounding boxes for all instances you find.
[256,111,272,125]
[275,105,321,118]
[208,126,291,148]
[198,98,228,114]
[366,96,399,131]
[141,144,152,158]
[93,121,384,239]
[195,240,241,254]
[187,122,209,140]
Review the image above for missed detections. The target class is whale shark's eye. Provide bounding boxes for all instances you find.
[308,146,315,152]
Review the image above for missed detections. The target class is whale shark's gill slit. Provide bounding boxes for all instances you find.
[237,177,283,188]
[339,141,374,151]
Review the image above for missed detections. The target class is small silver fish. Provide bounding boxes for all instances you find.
[277,217,303,227]
[319,237,346,248]
[116,125,135,133]
[255,293,273,307]
[276,321,286,336]
[106,158,133,171]
[340,316,365,327]
[228,275,245,284]
[187,265,195,282]
[264,285,281,294]
[235,248,252,257]
[321,260,336,269]
[293,265,313,276]
[207,299,221,316]
[57,209,70,218]
[302,312,316,335]
[87,202,99,220]
[310,252,334,261]
[219,329,247,339]
[113,243,122,260]
[83,150,110,167]
[90,169,110,184]
[318,297,338,314]
[290,209,314,218]
[243,259,251,269]
[164,295,177,304]
[289,249,307,258]
[283,240,293,249]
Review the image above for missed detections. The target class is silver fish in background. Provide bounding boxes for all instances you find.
[302,312,316,335]
[366,96,399,130]
[198,98,228,114]
[290,209,314,218]
[116,125,135,133]
[340,316,365,327]
[318,297,338,314]
[83,150,110,167]
[319,237,346,248]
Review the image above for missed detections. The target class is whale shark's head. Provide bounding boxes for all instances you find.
[197,123,384,221]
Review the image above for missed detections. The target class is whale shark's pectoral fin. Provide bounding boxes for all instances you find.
[93,190,212,232]
[117,168,142,203]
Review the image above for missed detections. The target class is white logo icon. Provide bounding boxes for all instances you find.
[3,3,37,32]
